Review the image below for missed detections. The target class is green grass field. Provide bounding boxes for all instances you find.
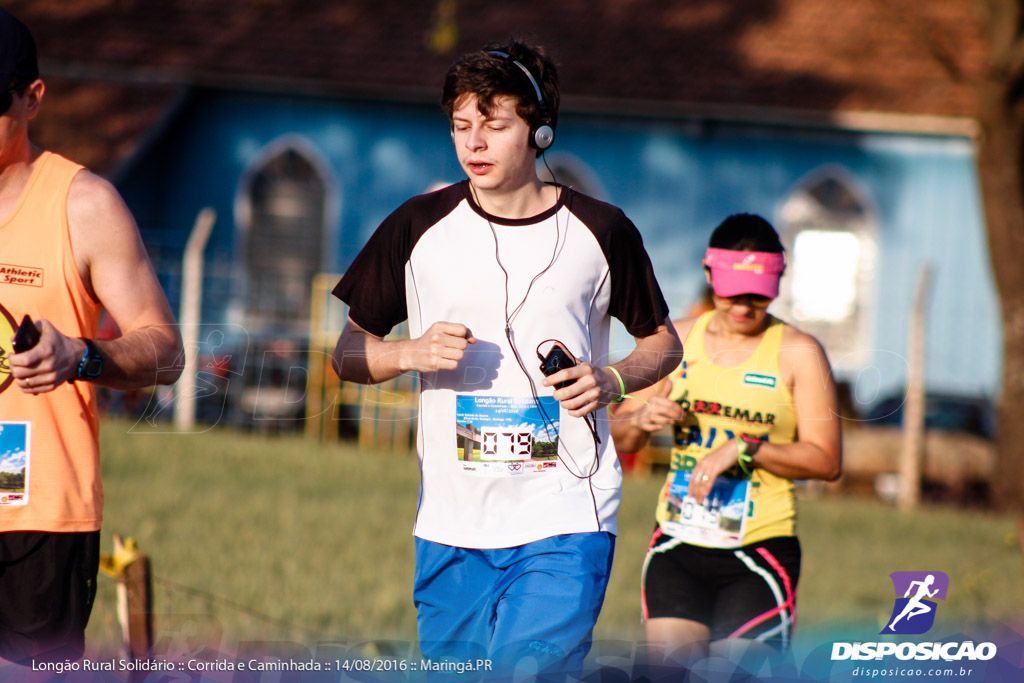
[85,418,1024,659]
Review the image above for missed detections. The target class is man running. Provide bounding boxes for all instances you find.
[333,38,681,680]
[0,7,183,664]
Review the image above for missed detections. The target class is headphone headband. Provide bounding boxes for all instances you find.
[487,50,555,151]
[488,50,546,109]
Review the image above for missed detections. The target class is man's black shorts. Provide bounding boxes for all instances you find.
[642,530,801,651]
[0,530,100,665]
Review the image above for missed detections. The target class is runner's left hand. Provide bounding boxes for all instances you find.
[688,439,742,504]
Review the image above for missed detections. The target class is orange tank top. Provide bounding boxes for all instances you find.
[0,151,103,532]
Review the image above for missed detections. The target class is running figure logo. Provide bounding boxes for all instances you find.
[881,571,949,635]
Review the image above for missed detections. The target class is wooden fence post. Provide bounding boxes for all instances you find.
[101,535,155,668]
[174,207,217,432]
[899,265,932,510]
[120,553,154,664]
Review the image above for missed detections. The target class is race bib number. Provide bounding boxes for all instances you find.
[660,469,750,548]
[0,422,30,506]
[455,395,559,476]
[479,427,534,461]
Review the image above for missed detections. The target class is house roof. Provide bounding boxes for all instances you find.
[6,0,986,175]
[28,77,183,176]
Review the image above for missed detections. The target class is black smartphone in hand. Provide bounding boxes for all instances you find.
[540,343,577,390]
[12,315,40,353]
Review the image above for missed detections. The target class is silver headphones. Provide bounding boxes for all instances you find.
[488,50,555,151]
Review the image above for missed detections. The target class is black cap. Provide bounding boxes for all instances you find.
[0,7,38,87]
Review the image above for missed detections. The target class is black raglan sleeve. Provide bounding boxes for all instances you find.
[607,217,670,337]
[332,184,464,337]
[571,191,670,338]
[332,208,411,337]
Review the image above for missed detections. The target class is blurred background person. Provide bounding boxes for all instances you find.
[610,213,841,676]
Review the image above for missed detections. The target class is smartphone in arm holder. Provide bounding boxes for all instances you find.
[539,341,577,390]
[12,315,40,353]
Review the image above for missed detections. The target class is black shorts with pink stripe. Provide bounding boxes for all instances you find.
[641,530,801,651]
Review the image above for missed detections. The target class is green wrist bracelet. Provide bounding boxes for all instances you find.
[606,366,626,403]
[737,435,762,476]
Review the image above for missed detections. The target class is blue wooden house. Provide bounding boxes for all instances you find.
[13,0,995,425]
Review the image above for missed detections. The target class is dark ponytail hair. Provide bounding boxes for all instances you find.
[708,213,784,253]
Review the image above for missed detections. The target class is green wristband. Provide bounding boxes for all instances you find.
[737,435,761,476]
[606,366,626,403]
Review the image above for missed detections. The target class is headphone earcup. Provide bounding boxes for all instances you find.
[533,124,555,151]
[486,51,555,152]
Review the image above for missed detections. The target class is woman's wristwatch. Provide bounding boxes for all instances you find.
[738,434,762,458]
[737,434,762,475]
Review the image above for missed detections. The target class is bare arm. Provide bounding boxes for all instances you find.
[542,317,683,418]
[9,171,183,391]
[332,317,477,385]
[609,380,681,453]
[609,318,693,451]
[757,330,843,480]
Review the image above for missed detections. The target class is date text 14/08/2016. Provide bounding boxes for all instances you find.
[340,659,493,674]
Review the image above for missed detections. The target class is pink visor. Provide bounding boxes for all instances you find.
[704,248,785,299]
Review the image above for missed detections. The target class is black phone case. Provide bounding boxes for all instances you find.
[540,345,576,390]
[12,315,40,353]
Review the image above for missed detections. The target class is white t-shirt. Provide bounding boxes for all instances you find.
[335,181,668,548]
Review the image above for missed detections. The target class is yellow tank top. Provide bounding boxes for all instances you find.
[656,311,798,547]
[0,152,103,532]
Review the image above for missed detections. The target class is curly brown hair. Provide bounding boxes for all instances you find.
[441,36,559,150]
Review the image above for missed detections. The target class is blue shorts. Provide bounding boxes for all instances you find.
[413,532,615,682]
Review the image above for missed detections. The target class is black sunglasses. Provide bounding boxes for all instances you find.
[715,292,773,308]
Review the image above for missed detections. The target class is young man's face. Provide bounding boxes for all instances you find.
[451,93,537,197]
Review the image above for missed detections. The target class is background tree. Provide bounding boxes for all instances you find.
[974,0,1024,513]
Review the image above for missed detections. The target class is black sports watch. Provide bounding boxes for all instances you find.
[738,434,763,459]
[73,338,103,382]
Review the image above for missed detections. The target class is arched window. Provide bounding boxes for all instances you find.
[238,142,329,336]
[776,167,877,369]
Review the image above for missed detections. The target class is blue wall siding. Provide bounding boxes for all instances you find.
[120,90,999,404]
[557,122,997,404]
